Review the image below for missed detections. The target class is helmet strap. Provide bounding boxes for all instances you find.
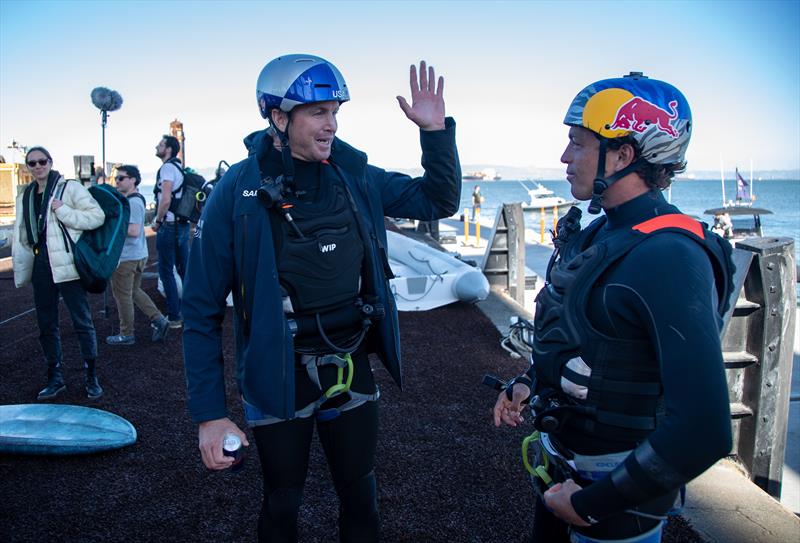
[587,136,644,214]
[587,137,608,214]
[267,111,295,187]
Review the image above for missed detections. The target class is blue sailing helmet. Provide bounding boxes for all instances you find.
[256,54,350,119]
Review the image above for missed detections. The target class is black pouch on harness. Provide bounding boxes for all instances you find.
[271,165,370,354]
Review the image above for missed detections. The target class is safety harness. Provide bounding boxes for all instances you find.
[250,145,383,424]
[530,208,735,444]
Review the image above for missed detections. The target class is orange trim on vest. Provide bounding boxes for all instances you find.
[322,159,330,165]
[632,214,704,239]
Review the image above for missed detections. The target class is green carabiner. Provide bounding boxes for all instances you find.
[521,430,554,487]
[324,352,354,398]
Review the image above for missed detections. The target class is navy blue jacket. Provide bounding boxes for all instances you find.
[182,118,461,423]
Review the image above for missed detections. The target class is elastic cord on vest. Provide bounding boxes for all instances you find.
[588,136,645,215]
[315,312,368,354]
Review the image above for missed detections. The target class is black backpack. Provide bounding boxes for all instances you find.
[56,182,130,293]
[155,159,207,223]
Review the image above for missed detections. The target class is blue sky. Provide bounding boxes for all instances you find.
[1,0,798,178]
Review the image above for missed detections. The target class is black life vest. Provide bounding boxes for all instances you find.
[272,162,367,353]
[532,213,735,445]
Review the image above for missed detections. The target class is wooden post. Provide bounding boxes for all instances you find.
[475,208,481,247]
[553,206,559,233]
[540,207,546,243]
[720,237,796,498]
[462,208,469,246]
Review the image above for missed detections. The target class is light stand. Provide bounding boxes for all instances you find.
[90,87,123,318]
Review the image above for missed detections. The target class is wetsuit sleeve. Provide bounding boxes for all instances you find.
[182,168,238,424]
[375,117,461,220]
[571,234,732,522]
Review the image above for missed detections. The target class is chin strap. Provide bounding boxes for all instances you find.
[587,136,644,215]
[268,114,296,188]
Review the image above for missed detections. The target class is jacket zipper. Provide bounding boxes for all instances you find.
[240,214,248,324]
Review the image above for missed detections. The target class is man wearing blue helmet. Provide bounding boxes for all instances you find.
[182,54,460,542]
[492,73,735,543]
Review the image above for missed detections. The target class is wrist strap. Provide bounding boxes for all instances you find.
[505,375,533,402]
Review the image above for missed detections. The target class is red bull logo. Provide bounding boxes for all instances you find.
[609,97,679,138]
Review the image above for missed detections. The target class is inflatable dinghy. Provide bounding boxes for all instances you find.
[387,230,489,311]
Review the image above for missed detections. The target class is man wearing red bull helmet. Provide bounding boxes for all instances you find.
[182,54,460,542]
[493,73,736,543]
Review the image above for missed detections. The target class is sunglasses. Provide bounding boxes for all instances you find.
[116,175,131,181]
[27,159,50,167]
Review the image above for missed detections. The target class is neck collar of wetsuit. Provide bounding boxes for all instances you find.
[264,147,322,192]
[603,190,674,230]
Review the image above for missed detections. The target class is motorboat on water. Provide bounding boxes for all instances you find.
[386,230,489,311]
[704,165,772,241]
[463,168,501,181]
[704,204,773,240]
[520,182,577,211]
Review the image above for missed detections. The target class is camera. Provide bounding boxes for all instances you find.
[257,175,288,209]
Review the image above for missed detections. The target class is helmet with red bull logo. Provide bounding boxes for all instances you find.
[256,54,350,119]
[564,72,691,165]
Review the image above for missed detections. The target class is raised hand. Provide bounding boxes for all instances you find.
[396,60,445,131]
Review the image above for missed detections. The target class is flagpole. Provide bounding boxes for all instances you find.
[750,158,755,201]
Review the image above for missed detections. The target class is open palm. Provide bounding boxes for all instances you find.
[397,60,445,131]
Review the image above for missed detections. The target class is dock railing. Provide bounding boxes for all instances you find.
[721,237,796,498]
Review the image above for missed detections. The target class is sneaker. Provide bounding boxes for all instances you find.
[168,319,183,329]
[106,334,135,346]
[151,316,170,342]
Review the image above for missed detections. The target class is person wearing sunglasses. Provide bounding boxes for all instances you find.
[105,165,170,346]
[12,146,106,399]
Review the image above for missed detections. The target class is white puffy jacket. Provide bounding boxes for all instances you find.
[12,176,105,287]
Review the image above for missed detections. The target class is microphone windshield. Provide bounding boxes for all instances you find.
[91,87,123,111]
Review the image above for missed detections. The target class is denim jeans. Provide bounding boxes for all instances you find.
[156,221,190,321]
[31,249,97,367]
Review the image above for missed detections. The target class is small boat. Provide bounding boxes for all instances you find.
[157,230,490,312]
[705,164,772,240]
[520,182,577,211]
[703,205,773,240]
[462,168,501,181]
[387,230,489,311]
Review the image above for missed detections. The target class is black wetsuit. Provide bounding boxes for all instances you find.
[531,191,733,541]
[251,149,379,543]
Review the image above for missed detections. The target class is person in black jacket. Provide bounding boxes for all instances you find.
[182,54,460,542]
[493,73,735,543]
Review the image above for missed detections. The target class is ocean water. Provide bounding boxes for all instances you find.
[461,178,800,303]
[461,178,800,252]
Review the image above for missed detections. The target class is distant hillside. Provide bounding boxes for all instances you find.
[389,164,800,182]
[677,169,800,181]
[139,163,800,183]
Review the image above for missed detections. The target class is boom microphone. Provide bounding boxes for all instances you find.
[90,87,123,112]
